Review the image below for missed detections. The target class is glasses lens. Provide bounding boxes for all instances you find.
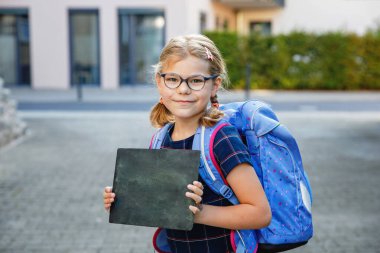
[188,76,205,90]
[164,73,180,88]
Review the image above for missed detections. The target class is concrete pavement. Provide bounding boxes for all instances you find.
[10,87,380,112]
[8,86,380,103]
[1,88,380,253]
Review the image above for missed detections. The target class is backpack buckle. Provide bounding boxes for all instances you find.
[220,185,234,199]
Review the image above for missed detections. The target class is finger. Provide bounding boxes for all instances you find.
[189,205,200,215]
[193,181,204,190]
[104,198,114,204]
[185,192,202,204]
[104,204,111,210]
[104,186,113,193]
[103,192,116,199]
[187,184,203,196]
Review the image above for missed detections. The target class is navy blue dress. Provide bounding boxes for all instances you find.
[160,124,253,253]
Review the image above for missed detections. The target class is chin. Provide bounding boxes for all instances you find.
[176,111,205,121]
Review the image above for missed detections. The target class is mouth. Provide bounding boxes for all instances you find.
[174,100,195,103]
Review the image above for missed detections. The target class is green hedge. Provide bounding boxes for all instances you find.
[205,30,380,90]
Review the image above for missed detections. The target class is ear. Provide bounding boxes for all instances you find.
[211,76,222,97]
[155,73,161,86]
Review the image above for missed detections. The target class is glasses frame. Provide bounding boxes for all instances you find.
[159,72,219,91]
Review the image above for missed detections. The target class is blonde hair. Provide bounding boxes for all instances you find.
[150,34,228,128]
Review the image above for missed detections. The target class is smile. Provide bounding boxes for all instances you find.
[174,100,194,103]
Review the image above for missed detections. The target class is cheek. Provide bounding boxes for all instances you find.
[203,85,215,99]
[199,92,212,106]
[157,83,170,98]
[159,89,175,107]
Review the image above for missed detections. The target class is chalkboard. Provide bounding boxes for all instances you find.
[109,148,200,231]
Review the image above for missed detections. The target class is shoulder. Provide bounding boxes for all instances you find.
[150,123,173,149]
[211,123,247,157]
[210,124,252,177]
[212,124,242,147]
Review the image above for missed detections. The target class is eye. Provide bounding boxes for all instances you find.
[189,78,204,84]
[165,77,179,83]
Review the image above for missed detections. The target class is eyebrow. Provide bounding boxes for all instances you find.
[164,72,210,77]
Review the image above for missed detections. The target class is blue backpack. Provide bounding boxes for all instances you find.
[150,100,313,253]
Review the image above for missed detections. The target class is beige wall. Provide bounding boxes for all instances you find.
[216,0,380,35]
[0,0,213,89]
[273,0,380,35]
[212,1,236,31]
[237,9,282,35]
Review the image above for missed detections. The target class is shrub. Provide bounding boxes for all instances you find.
[205,30,380,90]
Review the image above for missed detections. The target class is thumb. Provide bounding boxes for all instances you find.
[105,186,113,193]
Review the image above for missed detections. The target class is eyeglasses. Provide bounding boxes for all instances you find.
[159,73,218,91]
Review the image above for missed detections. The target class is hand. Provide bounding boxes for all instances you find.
[186,181,204,215]
[103,186,115,212]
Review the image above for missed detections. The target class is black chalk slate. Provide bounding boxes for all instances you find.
[109,148,200,231]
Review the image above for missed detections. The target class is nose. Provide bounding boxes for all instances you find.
[177,79,191,94]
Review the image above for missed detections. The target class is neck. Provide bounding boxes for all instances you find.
[171,115,201,141]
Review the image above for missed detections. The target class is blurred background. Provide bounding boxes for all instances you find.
[0,0,380,252]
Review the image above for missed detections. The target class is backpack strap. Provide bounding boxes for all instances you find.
[149,124,172,149]
[193,121,240,205]
[240,100,280,136]
[151,121,240,204]
[200,100,280,205]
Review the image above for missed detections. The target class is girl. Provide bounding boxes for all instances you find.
[104,34,271,253]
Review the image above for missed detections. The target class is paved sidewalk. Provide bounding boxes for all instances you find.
[8,86,380,103]
[0,112,156,253]
[9,87,380,112]
[1,88,380,252]
[1,110,380,253]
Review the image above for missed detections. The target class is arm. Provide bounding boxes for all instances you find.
[193,162,271,230]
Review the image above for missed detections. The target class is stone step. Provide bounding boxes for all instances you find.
[0,77,27,148]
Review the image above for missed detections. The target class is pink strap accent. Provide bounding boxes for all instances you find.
[152,228,171,253]
[150,128,162,149]
[230,230,237,252]
[230,230,258,253]
[209,123,230,186]
[253,241,259,253]
[149,134,155,149]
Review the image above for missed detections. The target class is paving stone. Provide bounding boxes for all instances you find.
[0,111,379,253]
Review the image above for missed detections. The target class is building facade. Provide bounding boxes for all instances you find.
[1,0,379,89]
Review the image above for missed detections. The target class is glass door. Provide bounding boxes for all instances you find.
[69,10,100,86]
[0,9,30,86]
[119,10,165,85]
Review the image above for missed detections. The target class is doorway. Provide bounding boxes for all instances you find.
[0,9,30,86]
[119,9,165,85]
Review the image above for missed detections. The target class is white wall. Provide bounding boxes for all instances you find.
[273,0,380,35]
[2,0,378,89]
[0,0,194,89]
[185,0,214,34]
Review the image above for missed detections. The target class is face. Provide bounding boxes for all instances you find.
[156,55,221,122]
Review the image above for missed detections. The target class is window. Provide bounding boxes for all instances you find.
[223,19,229,31]
[215,16,220,31]
[119,9,165,85]
[250,21,272,36]
[0,9,30,85]
[69,10,100,86]
[200,12,207,33]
